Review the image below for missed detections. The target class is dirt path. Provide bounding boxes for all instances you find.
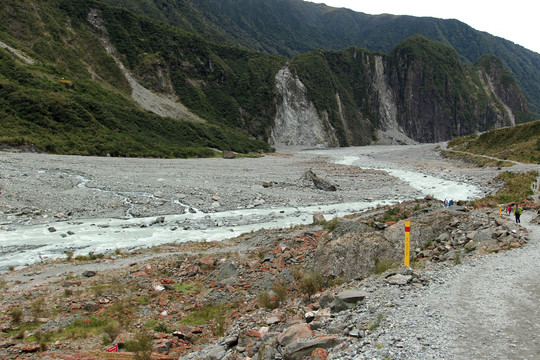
[448,211,540,359]
[385,210,540,360]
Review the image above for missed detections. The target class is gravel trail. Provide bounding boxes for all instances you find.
[361,211,540,360]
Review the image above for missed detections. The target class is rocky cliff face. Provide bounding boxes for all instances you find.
[270,67,339,147]
[272,36,530,148]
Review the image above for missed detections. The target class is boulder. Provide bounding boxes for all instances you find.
[282,336,342,360]
[277,323,313,347]
[313,213,326,224]
[82,270,96,277]
[302,170,337,191]
[336,289,368,304]
[385,274,412,285]
[222,150,235,159]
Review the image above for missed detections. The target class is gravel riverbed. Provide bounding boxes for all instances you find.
[0,144,539,359]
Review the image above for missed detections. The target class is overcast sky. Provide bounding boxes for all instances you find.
[308,0,539,54]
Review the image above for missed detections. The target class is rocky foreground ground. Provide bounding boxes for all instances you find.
[0,146,539,359]
[0,197,538,360]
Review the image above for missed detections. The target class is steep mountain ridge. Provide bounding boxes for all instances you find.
[103,0,540,116]
[0,0,534,155]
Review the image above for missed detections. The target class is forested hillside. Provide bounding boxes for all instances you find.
[0,0,534,156]
[103,0,540,116]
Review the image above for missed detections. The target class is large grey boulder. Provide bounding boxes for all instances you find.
[282,336,342,360]
[302,170,337,191]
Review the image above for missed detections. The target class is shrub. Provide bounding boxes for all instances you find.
[272,280,288,305]
[124,331,153,360]
[258,291,278,310]
[31,297,47,319]
[322,218,339,232]
[103,321,122,343]
[10,307,23,323]
[297,271,324,298]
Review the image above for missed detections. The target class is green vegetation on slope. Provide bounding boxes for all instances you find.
[0,0,533,156]
[101,0,540,117]
[0,0,273,157]
[60,0,287,140]
[448,120,540,164]
[289,47,376,146]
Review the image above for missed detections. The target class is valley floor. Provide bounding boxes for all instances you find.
[0,144,538,359]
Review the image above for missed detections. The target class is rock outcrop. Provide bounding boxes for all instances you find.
[271,66,339,147]
[271,36,531,147]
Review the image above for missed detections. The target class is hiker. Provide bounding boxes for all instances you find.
[514,204,522,224]
[507,204,512,216]
[444,199,448,207]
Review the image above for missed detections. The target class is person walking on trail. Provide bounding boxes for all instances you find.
[507,204,512,216]
[514,204,522,224]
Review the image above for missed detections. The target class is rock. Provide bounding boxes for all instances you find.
[473,230,493,243]
[153,338,172,354]
[282,336,342,360]
[153,283,166,292]
[220,335,239,348]
[464,240,477,251]
[311,348,329,360]
[82,270,96,277]
[318,291,334,309]
[16,343,41,353]
[302,170,337,192]
[401,266,414,275]
[48,227,57,233]
[114,332,135,346]
[348,328,364,338]
[330,297,350,313]
[385,274,412,285]
[305,311,317,323]
[256,336,279,360]
[84,302,100,312]
[336,289,368,304]
[199,255,216,269]
[313,212,326,224]
[253,198,265,206]
[277,323,313,347]
[222,150,235,159]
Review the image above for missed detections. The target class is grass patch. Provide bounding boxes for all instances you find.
[480,171,537,204]
[124,331,153,360]
[320,218,339,231]
[373,258,396,275]
[367,313,384,331]
[258,280,288,309]
[180,304,231,336]
[295,270,324,299]
[53,317,112,341]
[172,282,198,294]
[447,120,540,164]
[378,206,410,223]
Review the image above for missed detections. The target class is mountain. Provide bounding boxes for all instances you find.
[102,0,540,117]
[272,36,530,147]
[0,0,275,157]
[0,0,534,156]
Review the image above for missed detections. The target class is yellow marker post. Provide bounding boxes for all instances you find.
[404,221,411,266]
[499,205,502,216]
